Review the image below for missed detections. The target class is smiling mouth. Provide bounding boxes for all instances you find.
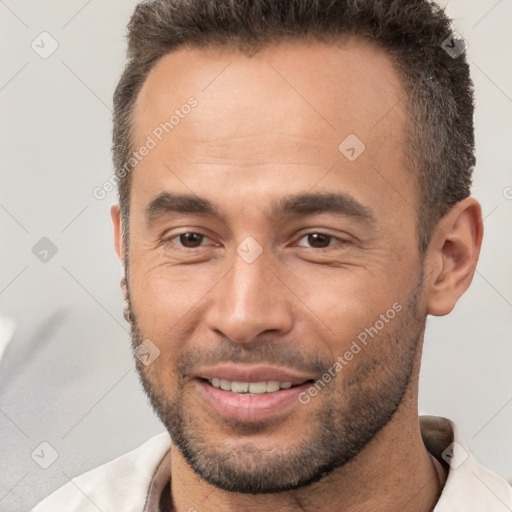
[201,378,312,394]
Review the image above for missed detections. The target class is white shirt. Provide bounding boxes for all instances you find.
[32,416,512,511]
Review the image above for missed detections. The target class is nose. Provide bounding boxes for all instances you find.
[205,249,294,344]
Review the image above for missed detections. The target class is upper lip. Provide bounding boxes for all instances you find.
[195,364,315,384]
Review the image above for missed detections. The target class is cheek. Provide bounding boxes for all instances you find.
[128,262,217,341]
[288,264,404,336]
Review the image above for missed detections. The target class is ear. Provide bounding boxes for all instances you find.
[425,197,483,316]
[111,205,124,262]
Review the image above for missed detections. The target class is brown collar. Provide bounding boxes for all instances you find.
[144,447,173,512]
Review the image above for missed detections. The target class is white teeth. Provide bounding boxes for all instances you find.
[231,381,249,393]
[220,379,231,391]
[266,380,280,392]
[208,379,297,393]
[248,381,267,394]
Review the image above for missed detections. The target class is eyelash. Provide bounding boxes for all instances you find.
[164,231,347,250]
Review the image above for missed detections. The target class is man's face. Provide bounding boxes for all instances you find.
[123,39,426,492]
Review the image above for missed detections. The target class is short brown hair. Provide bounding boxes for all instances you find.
[113,0,475,253]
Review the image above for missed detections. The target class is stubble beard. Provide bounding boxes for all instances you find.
[124,271,425,494]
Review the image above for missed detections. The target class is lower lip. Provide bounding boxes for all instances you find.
[195,379,311,422]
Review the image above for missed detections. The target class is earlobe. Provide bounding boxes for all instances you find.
[425,197,483,317]
[110,205,124,261]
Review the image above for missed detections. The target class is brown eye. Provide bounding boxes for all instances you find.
[310,233,331,248]
[175,232,206,247]
[297,233,334,248]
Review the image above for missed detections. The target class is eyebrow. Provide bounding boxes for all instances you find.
[272,192,376,223]
[146,192,223,224]
[145,191,375,225]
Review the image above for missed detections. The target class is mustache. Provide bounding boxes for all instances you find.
[176,339,330,377]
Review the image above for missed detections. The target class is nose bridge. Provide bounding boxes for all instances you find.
[230,253,270,311]
[206,248,293,343]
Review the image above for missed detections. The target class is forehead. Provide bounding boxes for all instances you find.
[134,38,405,150]
[130,38,414,221]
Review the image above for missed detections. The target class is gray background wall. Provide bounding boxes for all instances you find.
[0,1,511,510]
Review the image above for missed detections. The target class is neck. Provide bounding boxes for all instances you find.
[170,386,446,512]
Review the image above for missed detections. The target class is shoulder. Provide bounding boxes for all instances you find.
[420,416,512,512]
[31,432,171,512]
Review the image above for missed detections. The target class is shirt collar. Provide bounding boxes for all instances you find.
[144,416,510,511]
[144,444,172,512]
